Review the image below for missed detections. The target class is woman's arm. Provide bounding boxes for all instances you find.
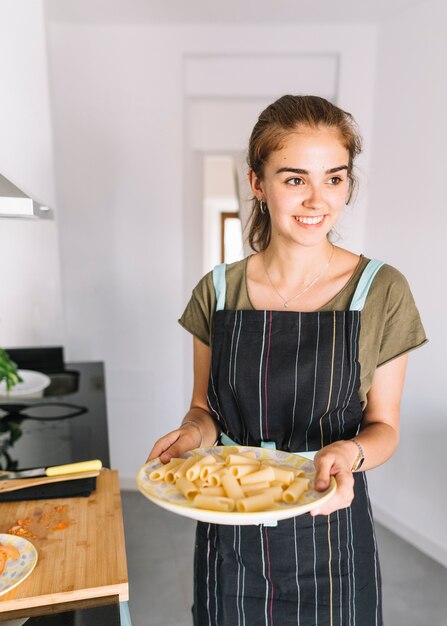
[311,352,408,516]
[147,337,220,463]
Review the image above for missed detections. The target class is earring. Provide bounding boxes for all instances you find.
[259,199,266,214]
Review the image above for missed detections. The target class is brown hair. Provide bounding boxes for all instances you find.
[246,95,362,252]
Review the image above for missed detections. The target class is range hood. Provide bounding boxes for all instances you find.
[0,173,54,219]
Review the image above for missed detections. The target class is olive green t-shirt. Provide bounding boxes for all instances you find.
[179,255,427,408]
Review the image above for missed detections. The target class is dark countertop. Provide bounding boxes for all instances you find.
[0,360,110,471]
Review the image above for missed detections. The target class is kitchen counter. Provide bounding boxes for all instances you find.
[0,471,128,624]
[0,352,130,624]
[0,359,110,471]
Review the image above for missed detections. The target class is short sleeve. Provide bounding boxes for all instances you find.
[355,263,427,406]
[375,266,427,366]
[178,272,216,346]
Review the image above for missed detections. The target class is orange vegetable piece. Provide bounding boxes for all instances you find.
[0,543,20,560]
[0,549,6,576]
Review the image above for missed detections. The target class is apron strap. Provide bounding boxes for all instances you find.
[213,259,384,312]
[349,259,384,311]
[212,263,227,312]
[219,432,316,459]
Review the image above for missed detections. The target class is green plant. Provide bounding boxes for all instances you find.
[0,348,23,391]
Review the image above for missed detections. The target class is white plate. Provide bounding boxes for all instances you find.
[0,533,38,596]
[137,446,336,525]
[0,369,51,399]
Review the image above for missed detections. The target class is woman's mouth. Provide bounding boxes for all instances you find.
[294,215,326,226]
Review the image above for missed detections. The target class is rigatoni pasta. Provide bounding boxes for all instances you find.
[221,474,245,500]
[149,458,183,481]
[194,495,235,512]
[186,454,217,481]
[173,456,197,480]
[176,477,199,500]
[283,477,310,504]
[146,447,314,514]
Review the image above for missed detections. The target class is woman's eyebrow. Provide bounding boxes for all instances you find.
[275,165,348,175]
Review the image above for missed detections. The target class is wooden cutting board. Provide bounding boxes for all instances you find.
[0,470,128,614]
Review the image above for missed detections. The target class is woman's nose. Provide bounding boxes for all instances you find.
[303,186,325,210]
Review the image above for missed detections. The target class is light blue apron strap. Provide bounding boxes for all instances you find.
[219,432,316,458]
[349,259,385,311]
[297,450,317,461]
[212,263,227,312]
[260,441,276,451]
[220,432,277,450]
[220,432,237,447]
[119,601,133,626]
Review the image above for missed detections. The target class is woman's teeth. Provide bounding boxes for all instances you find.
[295,215,324,225]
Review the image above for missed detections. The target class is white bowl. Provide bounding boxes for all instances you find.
[0,369,51,399]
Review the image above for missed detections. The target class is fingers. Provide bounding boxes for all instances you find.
[311,446,355,517]
[311,470,354,516]
[313,453,333,491]
[146,425,203,464]
[147,430,182,462]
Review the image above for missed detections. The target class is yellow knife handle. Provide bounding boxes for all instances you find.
[46,459,103,476]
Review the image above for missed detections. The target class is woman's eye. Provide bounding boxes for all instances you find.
[286,178,304,186]
[328,176,342,185]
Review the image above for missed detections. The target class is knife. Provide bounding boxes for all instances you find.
[0,459,103,479]
[0,470,101,493]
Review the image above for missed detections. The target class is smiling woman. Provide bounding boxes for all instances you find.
[148,94,427,626]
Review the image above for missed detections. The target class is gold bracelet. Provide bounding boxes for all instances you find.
[350,438,365,472]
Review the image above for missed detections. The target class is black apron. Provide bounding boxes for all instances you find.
[193,261,384,626]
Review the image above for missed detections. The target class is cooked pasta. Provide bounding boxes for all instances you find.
[186,454,217,481]
[206,467,228,486]
[173,456,197,480]
[149,458,183,481]
[237,492,275,513]
[194,495,235,512]
[147,448,313,514]
[283,477,310,504]
[221,474,246,500]
[176,477,199,500]
[239,466,276,485]
[228,464,260,478]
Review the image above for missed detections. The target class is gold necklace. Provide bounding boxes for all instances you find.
[263,244,335,308]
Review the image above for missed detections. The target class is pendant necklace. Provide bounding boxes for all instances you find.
[263,244,335,308]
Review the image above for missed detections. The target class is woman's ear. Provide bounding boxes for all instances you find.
[247,169,263,199]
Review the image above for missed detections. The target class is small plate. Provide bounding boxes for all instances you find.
[0,533,38,596]
[0,369,51,399]
[137,446,336,525]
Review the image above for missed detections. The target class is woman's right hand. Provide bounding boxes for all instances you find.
[146,422,203,464]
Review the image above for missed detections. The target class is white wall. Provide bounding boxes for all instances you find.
[44,20,377,485]
[45,22,187,485]
[203,155,240,272]
[0,0,64,348]
[365,0,447,565]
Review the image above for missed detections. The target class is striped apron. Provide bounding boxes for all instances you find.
[193,260,384,626]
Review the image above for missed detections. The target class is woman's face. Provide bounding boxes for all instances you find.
[251,125,350,249]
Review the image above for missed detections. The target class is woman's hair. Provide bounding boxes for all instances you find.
[246,95,362,252]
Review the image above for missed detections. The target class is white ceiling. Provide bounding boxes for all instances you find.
[44,0,426,25]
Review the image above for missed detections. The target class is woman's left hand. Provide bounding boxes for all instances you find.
[310,441,358,516]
